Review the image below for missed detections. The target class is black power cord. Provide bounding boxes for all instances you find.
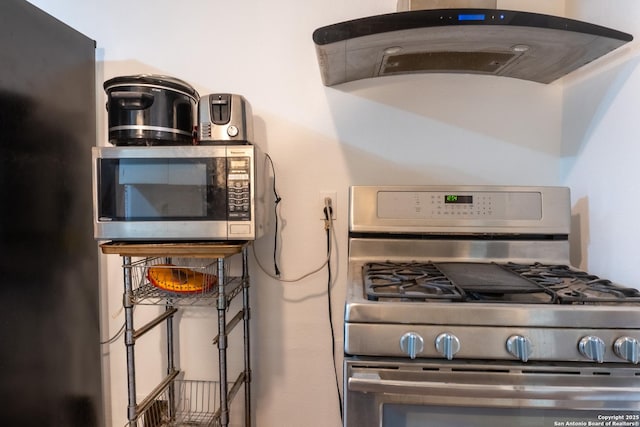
[256,153,342,421]
[324,202,343,422]
[251,156,331,282]
[264,153,281,276]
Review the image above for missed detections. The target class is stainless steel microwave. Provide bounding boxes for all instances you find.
[92,145,262,241]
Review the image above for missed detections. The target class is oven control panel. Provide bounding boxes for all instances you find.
[377,191,542,220]
[350,185,571,235]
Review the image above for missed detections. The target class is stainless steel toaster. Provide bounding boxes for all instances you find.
[197,93,253,143]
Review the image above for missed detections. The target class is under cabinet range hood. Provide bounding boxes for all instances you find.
[312,1,633,86]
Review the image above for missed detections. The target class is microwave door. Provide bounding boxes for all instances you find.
[123,185,208,218]
[120,160,209,219]
[94,154,231,240]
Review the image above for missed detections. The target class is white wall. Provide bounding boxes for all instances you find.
[24,1,638,426]
[561,0,640,285]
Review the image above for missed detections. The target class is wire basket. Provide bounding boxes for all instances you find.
[126,257,241,306]
[128,379,221,427]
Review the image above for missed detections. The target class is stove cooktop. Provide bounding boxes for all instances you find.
[364,261,640,304]
[349,260,640,363]
[345,187,640,362]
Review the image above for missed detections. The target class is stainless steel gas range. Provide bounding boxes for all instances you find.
[344,185,640,427]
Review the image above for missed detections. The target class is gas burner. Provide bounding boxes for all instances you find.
[555,278,640,303]
[364,262,463,301]
[503,262,640,303]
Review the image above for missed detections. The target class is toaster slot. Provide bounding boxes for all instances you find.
[210,94,231,124]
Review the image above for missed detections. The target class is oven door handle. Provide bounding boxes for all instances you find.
[348,374,639,409]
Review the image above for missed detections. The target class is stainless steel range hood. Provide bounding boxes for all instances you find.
[312,1,633,86]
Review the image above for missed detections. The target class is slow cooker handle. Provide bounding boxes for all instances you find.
[110,91,154,110]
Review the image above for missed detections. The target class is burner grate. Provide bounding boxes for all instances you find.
[363,261,640,304]
[364,262,464,301]
[502,263,640,304]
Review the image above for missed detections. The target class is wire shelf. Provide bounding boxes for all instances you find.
[127,379,221,427]
[126,257,243,307]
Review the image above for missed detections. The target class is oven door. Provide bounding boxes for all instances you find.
[344,358,640,427]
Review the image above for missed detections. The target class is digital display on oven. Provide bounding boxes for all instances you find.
[444,195,473,204]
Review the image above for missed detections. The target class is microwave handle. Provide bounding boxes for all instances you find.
[347,375,638,409]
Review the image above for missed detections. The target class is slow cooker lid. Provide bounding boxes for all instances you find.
[104,74,199,99]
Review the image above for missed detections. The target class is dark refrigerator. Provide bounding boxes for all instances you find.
[0,1,103,426]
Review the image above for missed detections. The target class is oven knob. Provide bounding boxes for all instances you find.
[506,335,532,362]
[578,336,606,363]
[435,333,460,360]
[400,332,424,359]
[613,337,640,364]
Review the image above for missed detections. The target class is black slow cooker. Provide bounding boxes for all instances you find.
[104,74,199,145]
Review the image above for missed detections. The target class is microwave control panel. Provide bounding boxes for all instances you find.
[227,156,251,220]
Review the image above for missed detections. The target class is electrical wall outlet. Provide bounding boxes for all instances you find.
[319,191,337,220]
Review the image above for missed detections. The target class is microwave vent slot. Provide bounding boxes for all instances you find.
[200,123,211,139]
